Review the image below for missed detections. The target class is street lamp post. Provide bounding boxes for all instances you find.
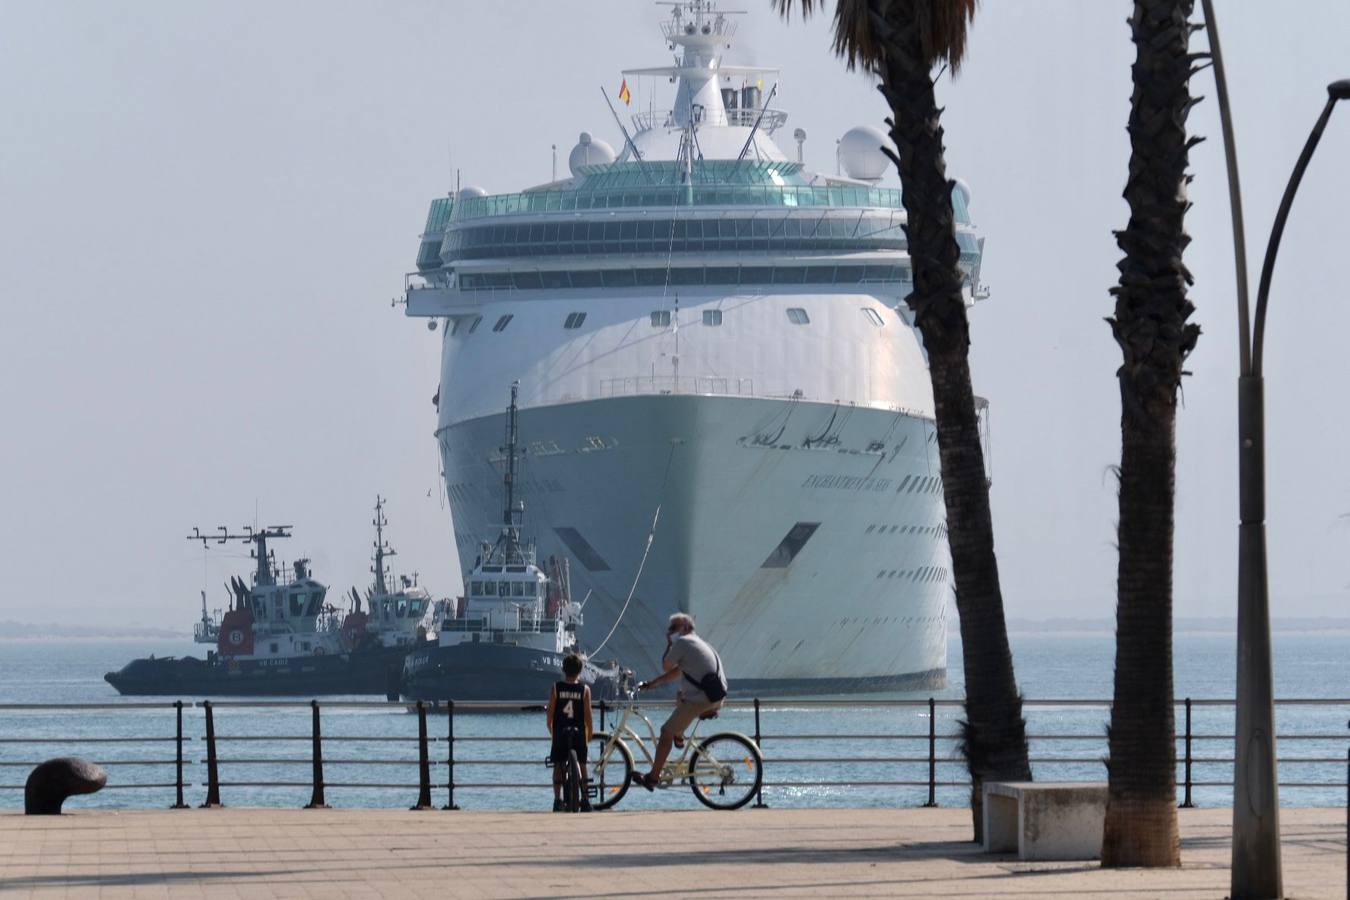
[1197,7,1349,899]
[1232,78,1347,899]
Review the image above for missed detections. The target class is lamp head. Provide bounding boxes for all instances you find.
[1329,79,1350,101]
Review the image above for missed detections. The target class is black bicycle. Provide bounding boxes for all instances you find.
[553,727,591,813]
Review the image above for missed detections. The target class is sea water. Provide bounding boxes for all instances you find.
[0,632,1345,811]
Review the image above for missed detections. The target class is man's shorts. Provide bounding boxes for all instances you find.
[662,697,723,739]
[548,727,587,766]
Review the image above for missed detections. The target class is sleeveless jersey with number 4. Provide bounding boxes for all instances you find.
[552,681,586,736]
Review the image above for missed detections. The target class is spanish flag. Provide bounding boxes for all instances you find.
[618,78,632,105]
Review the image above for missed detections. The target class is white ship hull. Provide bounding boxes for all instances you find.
[439,394,949,689]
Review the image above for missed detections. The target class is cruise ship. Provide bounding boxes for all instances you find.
[401,1,989,693]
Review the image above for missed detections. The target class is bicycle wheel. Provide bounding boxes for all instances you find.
[588,731,634,811]
[688,732,762,811]
[564,749,582,812]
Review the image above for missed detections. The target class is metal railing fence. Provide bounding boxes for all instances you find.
[0,697,1345,811]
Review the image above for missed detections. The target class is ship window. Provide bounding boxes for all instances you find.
[498,581,512,597]
[492,314,513,332]
[635,269,667,286]
[512,272,542,290]
[650,310,671,327]
[862,308,885,327]
[553,526,612,572]
[270,643,279,653]
[467,315,482,334]
[512,581,526,598]
[470,581,482,595]
[705,266,739,285]
[302,642,311,651]
[525,582,537,597]
[669,267,705,286]
[570,270,603,288]
[761,522,820,569]
[564,312,587,329]
[482,581,497,597]
[702,309,722,326]
[602,269,636,288]
[786,308,810,325]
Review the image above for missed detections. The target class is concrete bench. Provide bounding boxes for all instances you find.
[982,781,1107,861]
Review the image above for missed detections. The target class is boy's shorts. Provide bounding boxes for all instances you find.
[548,727,587,766]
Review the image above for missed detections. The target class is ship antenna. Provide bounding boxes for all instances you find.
[602,87,648,172]
[503,382,520,534]
[372,495,394,595]
[735,81,779,164]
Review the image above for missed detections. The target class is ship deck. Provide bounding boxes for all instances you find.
[2,806,1342,898]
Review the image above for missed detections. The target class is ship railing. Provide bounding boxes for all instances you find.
[0,698,1346,812]
[630,108,788,133]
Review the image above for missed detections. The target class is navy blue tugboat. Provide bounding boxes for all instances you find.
[105,502,440,696]
[400,385,625,703]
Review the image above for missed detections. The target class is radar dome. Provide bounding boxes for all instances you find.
[458,186,487,199]
[569,132,616,176]
[838,125,894,182]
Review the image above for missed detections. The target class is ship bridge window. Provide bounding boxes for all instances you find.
[563,312,587,329]
[702,309,722,326]
[862,308,885,327]
[492,314,513,332]
[650,310,670,327]
[786,308,810,325]
[471,580,482,595]
[762,522,820,569]
[511,581,526,598]
[482,581,497,597]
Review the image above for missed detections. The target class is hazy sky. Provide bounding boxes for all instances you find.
[1,1,1347,629]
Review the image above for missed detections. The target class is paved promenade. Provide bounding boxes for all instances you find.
[0,807,1343,898]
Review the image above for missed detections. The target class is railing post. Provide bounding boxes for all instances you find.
[305,700,328,809]
[411,700,432,810]
[923,697,938,808]
[599,699,606,734]
[199,701,221,808]
[752,697,768,809]
[442,699,460,810]
[1180,697,1194,808]
[171,700,188,809]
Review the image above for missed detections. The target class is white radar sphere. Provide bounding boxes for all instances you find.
[569,132,616,176]
[839,125,894,182]
[458,185,487,199]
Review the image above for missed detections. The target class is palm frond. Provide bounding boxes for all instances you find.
[773,0,977,72]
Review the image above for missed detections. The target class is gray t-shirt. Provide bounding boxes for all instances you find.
[665,633,726,703]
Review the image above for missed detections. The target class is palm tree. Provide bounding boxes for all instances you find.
[774,0,1029,838]
[1101,0,1201,869]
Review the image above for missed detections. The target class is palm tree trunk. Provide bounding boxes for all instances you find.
[871,0,1030,841]
[1102,0,1199,869]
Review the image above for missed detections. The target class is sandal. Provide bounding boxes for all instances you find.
[640,772,658,792]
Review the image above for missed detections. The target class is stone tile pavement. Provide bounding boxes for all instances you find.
[0,807,1343,898]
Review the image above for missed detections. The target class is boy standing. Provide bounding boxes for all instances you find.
[546,652,593,811]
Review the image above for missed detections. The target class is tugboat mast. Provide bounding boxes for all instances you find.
[371,496,395,595]
[503,381,520,534]
[187,525,292,587]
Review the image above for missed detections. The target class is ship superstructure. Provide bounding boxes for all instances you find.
[402,1,988,691]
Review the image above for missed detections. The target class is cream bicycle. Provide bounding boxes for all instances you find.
[585,692,763,811]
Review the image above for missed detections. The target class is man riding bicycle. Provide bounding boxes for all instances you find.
[636,613,728,790]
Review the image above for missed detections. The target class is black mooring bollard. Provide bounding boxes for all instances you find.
[306,700,328,809]
[923,697,938,808]
[412,700,432,810]
[752,697,768,809]
[442,699,460,810]
[171,700,189,809]
[200,701,221,808]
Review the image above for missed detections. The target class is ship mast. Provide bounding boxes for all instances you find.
[503,381,521,534]
[371,495,395,596]
[187,525,292,588]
